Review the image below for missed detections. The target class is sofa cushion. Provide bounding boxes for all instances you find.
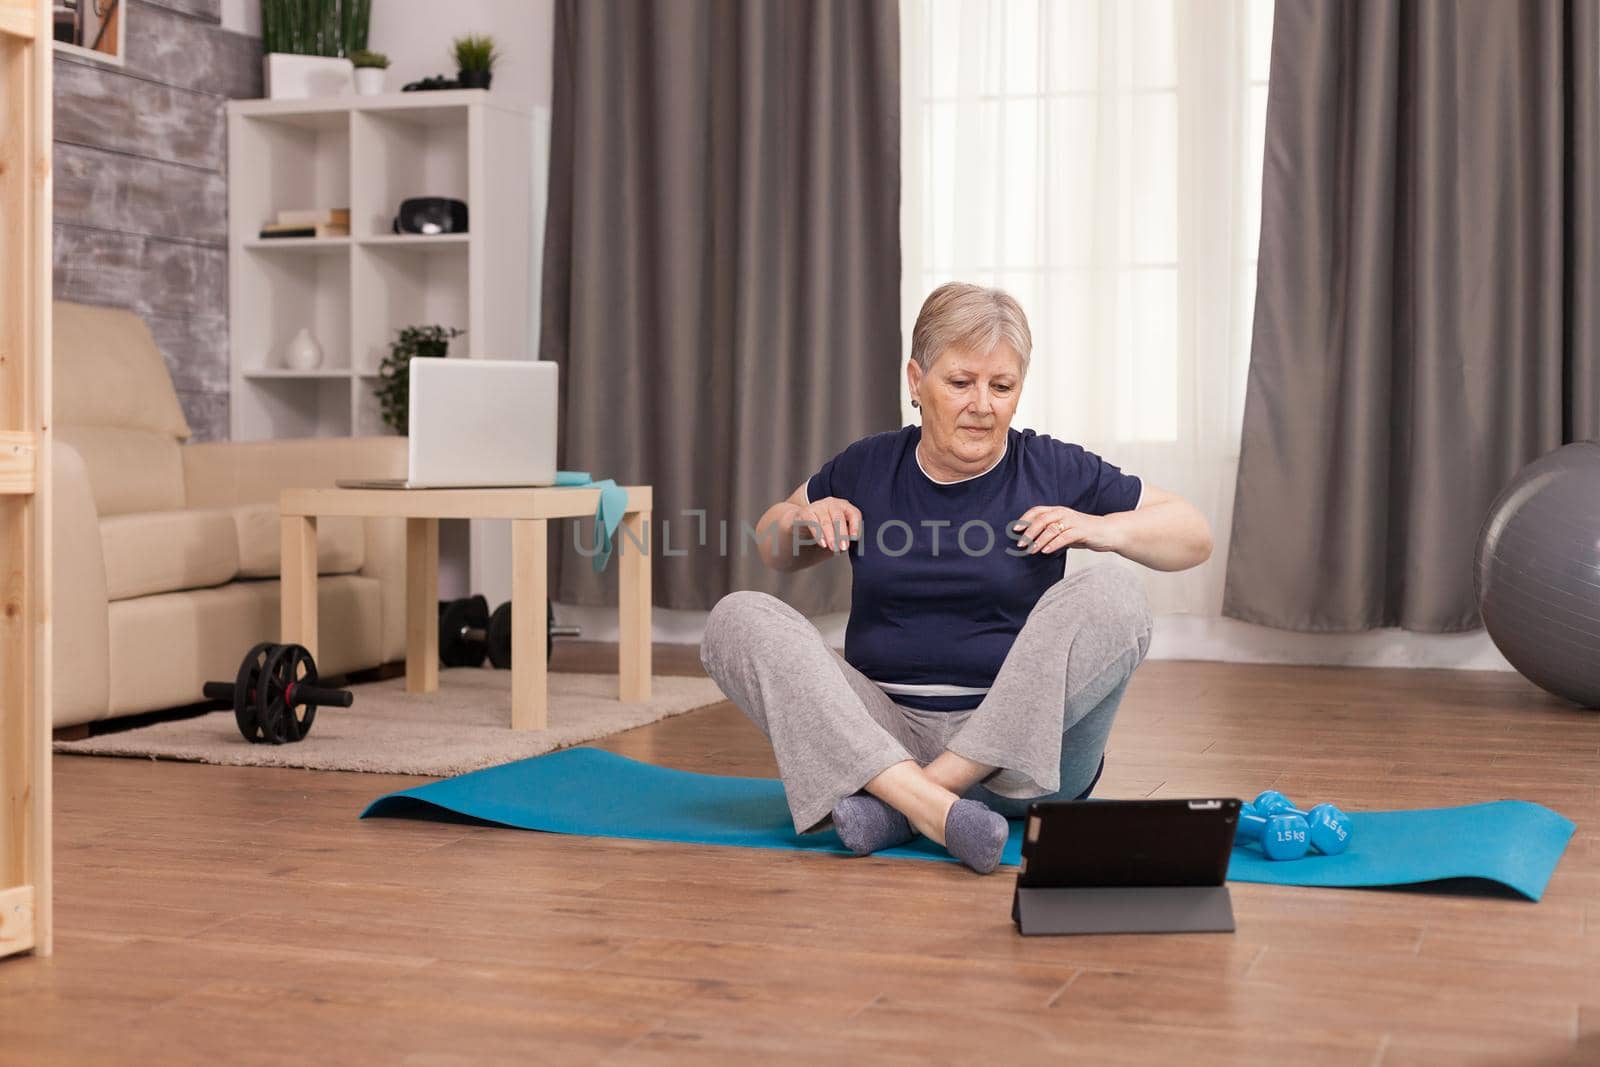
[53,301,192,438]
[230,504,366,578]
[100,509,240,602]
[51,441,111,727]
[58,425,188,517]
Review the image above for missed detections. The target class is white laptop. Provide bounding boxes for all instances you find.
[338,358,558,489]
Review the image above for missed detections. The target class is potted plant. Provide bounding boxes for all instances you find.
[351,49,389,95]
[372,325,465,435]
[260,0,372,99]
[452,33,498,90]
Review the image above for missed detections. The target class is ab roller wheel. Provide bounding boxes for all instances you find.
[204,642,353,745]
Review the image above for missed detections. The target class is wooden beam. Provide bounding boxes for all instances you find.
[32,0,55,960]
[0,18,31,960]
[404,518,439,696]
[0,885,34,958]
[280,485,653,521]
[0,430,36,494]
[279,515,319,658]
[0,501,30,901]
[0,4,35,42]
[1,0,54,961]
[618,510,652,703]
[30,0,54,966]
[510,519,548,730]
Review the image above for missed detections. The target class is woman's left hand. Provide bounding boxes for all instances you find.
[1011,505,1125,555]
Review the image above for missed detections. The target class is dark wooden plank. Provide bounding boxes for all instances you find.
[125,0,262,101]
[54,143,228,246]
[53,225,227,323]
[54,59,225,173]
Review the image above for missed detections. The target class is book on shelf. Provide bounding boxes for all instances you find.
[258,221,350,239]
[275,207,351,227]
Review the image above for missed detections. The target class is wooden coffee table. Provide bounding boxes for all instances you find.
[279,485,652,730]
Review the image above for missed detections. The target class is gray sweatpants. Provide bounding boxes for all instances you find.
[699,563,1155,834]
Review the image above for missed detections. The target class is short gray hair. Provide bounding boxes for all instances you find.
[910,282,1033,375]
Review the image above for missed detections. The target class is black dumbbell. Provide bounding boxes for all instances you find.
[487,600,514,669]
[439,596,578,669]
[487,602,583,668]
[439,597,568,668]
[204,642,352,744]
[436,594,516,667]
[439,594,492,667]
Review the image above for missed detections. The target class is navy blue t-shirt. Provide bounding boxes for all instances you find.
[805,425,1143,712]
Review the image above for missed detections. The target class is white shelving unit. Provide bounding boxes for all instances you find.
[227,90,535,441]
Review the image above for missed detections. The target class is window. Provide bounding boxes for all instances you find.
[902,0,1274,452]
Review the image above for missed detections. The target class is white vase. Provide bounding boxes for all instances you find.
[284,328,323,370]
[263,53,354,100]
[354,67,386,95]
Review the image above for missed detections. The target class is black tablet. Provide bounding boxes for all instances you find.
[1012,798,1242,936]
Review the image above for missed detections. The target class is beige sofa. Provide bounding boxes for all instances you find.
[52,301,409,727]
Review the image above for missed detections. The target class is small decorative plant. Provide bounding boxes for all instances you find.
[350,48,388,92]
[372,325,465,435]
[452,33,498,89]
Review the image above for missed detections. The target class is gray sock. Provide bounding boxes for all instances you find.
[943,798,1009,873]
[831,793,916,855]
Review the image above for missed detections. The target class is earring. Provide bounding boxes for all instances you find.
[911,399,920,410]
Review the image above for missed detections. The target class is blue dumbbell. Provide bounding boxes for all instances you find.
[1235,805,1310,860]
[1253,790,1353,856]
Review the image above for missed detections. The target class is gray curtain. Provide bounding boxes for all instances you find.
[539,0,901,616]
[1224,0,1599,633]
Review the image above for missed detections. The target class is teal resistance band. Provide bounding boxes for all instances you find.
[554,471,631,571]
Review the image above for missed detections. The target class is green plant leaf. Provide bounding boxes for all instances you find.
[371,324,467,435]
[451,33,499,72]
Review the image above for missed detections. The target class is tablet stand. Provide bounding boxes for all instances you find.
[1012,884,1235,935]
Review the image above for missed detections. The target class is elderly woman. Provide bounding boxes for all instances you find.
[699,283,1213,873]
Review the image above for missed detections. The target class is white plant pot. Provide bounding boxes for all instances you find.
[264,53,354,100]
[283,328,324,371]
[354,67,387,95]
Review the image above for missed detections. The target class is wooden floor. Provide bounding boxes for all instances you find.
[2,644,1598,1066]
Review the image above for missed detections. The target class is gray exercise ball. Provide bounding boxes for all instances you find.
[1474,441,1600,709]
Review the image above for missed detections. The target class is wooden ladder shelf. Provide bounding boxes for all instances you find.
[0,0,54,960]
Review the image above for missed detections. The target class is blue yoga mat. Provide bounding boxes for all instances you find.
[361,747,1576,901]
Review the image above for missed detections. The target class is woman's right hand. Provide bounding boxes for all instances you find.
[793,496,862,553]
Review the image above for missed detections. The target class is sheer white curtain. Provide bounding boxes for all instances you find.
[900,0,1274,618]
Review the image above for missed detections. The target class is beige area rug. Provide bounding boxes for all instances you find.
[54,669,728,777]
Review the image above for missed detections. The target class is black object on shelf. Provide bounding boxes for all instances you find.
[402,75,460,92]
[393,197,469,236]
